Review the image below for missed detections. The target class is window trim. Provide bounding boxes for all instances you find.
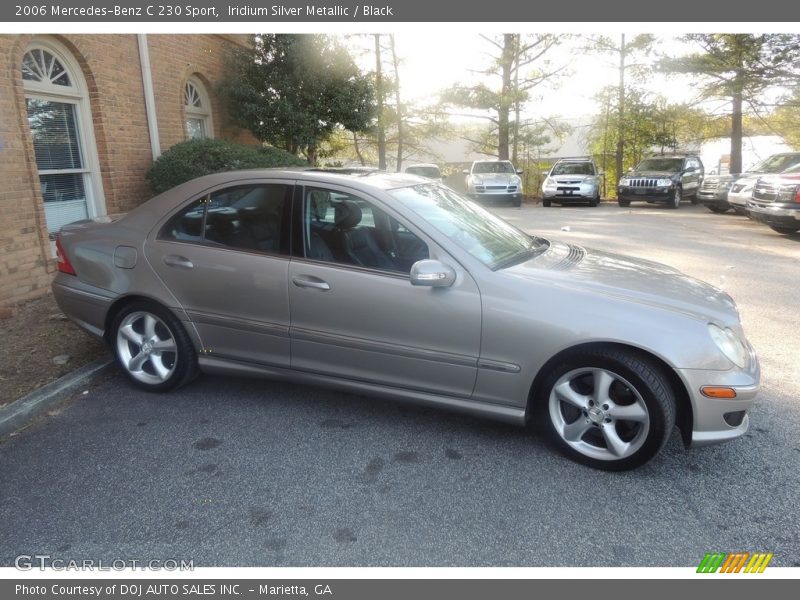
[295,182,434,279]
[23,37,106,237]
[183,75,214,140]
[155,181,294,259]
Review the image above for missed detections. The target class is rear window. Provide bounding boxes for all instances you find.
[405,166,441,179]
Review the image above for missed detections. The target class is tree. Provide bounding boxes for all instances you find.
[220,34,376,164]
[441,34,564,161]
[660,34,800,174]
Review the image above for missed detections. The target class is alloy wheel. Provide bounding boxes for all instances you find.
[115,311,178,385]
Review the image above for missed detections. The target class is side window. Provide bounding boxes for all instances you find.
[303,186,429,274]
[161,184,292,255]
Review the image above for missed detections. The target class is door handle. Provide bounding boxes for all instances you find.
[163,255,194,270]
[292,275,331,291]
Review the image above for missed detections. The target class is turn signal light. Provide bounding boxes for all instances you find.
[701,386,737,399]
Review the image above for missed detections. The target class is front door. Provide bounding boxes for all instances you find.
[288,184,482,398]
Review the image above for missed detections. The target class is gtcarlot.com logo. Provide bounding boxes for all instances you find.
[697,552,773,573]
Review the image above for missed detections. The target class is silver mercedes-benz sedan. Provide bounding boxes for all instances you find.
[53,169,759,470]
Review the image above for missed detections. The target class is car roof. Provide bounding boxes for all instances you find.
[405,163,440,169]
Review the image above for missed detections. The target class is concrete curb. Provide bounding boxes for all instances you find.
[0,357,112,438]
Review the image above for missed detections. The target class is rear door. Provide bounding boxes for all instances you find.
[145,180,293,367]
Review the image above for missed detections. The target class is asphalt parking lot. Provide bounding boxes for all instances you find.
[1,201,798,567]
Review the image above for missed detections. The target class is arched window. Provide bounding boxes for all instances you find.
[184,76,213,140]
[22,39,104,242]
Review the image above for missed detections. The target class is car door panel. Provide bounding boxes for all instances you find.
[288,260,481,397]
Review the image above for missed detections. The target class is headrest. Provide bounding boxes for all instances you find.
[334,200,362,230]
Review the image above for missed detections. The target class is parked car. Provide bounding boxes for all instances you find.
[541,157,602,207]
[404,163,443,183]
[748,169,800,235]
[617,155,704,209]
[463,160,523,206]
[724,153,800,216]
[53,169,758,470]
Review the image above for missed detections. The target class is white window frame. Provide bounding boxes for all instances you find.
[23,37,106,241]
[184,76,214,140]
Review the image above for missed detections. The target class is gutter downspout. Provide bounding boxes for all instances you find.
[137,34,161,161]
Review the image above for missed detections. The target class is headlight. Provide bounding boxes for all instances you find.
[656,179,672,187]
[619,177,630,186]
[708,323,749,369]
[777,184,800,202]
[511,175,521,185]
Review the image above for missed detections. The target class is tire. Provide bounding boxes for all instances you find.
[589,193,600,207]
[707,205,728,214]
[542,199,551,207]
[668,187,681,209]
[617,199,630,208]
[535,347,676,471]
[769,225,800,235]
[690,193,700,205]
[111,300,199,392]
[733,207,748,216]
[512,198,522,207]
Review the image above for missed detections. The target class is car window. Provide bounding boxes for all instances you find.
[472,161,515,174]
[302,186,429,274]
[635,158,684,172]
[686,158,700,171]
[405,166,441,179]
[552,162,595,176]
[390,184,548,269]
[747,154,800,173]
[160,184,292,255]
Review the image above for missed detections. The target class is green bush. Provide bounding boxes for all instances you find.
[146,138,307,194]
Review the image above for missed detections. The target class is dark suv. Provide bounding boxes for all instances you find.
[617,155,704,209]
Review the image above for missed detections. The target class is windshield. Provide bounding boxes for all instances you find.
[405,166,441,179]
[552,162,595,176]
[389,184,548,269]
[747,154,800,174]
[472,161,515,174]
[635,158,684,172]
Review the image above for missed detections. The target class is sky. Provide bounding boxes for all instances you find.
[347,33,704,124]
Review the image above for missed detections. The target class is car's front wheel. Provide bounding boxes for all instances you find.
[536,348,676,470]
[669,187,681,209]
[707,205,728,214]
[112,301,198,392]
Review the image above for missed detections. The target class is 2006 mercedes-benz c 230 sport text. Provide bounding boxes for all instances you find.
[53,169,759,470]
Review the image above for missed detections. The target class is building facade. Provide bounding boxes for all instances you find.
[0,34,257,308]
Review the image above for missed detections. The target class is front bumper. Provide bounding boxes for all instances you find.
[747,202,800,227]
[617,186,673,203]
[468,191,522,203]
[542,184,598,201]
[677,354,760,448]
[698,190,730,209]
[727,190,751,209]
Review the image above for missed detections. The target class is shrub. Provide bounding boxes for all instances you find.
[146,138,307,194]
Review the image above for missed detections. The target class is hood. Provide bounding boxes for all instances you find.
[504,240,738,324]
[472,173,517,184]
[626,170,678,178]
[548,174,596,182]
[704,174,735,184]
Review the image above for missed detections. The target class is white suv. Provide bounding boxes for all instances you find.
[463,160,523,206]
[541,158,602,207]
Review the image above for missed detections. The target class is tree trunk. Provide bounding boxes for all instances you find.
[374,34,386,170]
[512,35,520,165]
[352,131,365,166]
[306,144,317,166]
[615,34,625,186]
[498,34,514,161]
[390,35,403,172]
[730,78,743,175]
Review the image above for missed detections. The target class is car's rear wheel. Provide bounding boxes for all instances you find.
[112,301,198,392]
[536,348,676,471]
[669,187,681,209]
[769,225,800,235]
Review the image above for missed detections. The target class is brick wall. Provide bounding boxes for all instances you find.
[0,33,258,308]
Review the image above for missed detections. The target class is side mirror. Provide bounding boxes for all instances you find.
[598,170,605,176]
[516,169,523,175]
[410,259,456,288]
[462,169,470,175]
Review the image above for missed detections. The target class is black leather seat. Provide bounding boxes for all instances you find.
[334,200,397,271]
